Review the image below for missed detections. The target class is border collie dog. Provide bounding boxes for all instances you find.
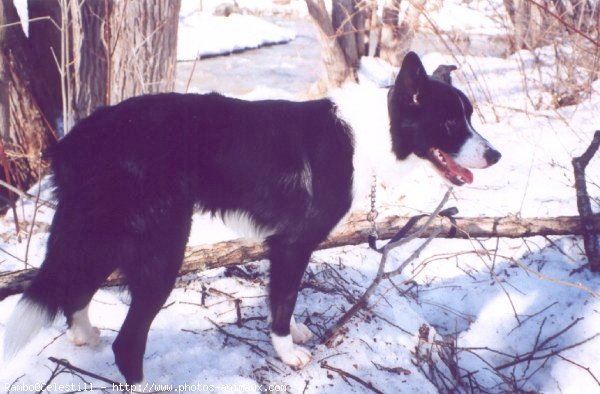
[3,52,500,383]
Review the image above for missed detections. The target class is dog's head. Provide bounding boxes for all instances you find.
[387,52,501,186]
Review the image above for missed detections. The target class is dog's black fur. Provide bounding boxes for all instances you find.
[5,52,500,383]
[31,93,354,381]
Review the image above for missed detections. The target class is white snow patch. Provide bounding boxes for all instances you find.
[358,56,397,88]
[178,13,296,61]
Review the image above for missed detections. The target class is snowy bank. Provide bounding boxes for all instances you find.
[178,12,296,60]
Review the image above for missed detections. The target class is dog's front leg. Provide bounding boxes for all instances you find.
[267,238,314,369]
[266,314,314,344]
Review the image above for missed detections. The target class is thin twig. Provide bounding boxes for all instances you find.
[320,361,384,394]
[24,154,43,267]
[325,188,452,342]
[508,302,558,335]
[495,318,598,370]
[0,139,21,241]
[36,333,65,356]
[495,332,600,371]
[184,56,201,93]
[48,357,121,387]
[37,362,64,394]
[0,179,57,209]
[557,355,600,386]
[383,227,444,279]
[204,318,268,354]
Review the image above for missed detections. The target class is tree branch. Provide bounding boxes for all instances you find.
[325,188,453,343]
[320,360,384,394]
[1,214,600,301]
[572,130,600,272]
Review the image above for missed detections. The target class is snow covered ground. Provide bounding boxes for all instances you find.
[1,1,600,393]
[178,10,296,60]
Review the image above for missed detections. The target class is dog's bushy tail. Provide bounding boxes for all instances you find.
[3,298,54,360]
[3,268,60,360]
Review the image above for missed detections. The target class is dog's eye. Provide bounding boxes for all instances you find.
[444,119,457,133]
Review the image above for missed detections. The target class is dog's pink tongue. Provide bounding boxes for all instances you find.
[447,158,473,184]
[441,152,474,184]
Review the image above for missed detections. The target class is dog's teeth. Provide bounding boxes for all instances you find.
[433,149,446,164]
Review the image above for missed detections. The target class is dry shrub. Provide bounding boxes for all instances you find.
[503,0,599,107]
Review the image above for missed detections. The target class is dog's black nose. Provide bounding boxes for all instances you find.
[484,148,502,166]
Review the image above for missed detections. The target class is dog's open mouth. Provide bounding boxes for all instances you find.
[427,147,473,186]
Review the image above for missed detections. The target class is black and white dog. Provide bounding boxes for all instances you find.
[3,52,500,383]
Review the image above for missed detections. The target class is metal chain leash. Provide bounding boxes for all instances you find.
[367,179,459,253]
[367,173,378,240]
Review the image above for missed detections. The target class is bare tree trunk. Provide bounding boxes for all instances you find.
[69,0,110,124]
[502,0,598,51]
[70,0,180,122]
[515,0,547,49]
[68,0,181,124]
[306,0,355,88]
[399,0,425,56]
[0,5,9,144]
[353,1,366,58]
[108,0,181,102]
[27,0,62,129]
[308,0,425,81]
[503,0,547,50]
[0,0,180,202]
[332,0,363,68]
[375,0,425,66]
[380,0,402,65]
[0,2,11,208]
[0,1,55,201]
[367,3,380,57]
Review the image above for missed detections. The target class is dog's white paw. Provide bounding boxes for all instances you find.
[282,345,312,370]
[271,333,313,369]
[290,319,313,344]
[67,325,100,346]
[67,306,100,346]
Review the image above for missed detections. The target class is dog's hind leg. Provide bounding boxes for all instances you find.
[60,238,124,348]
[267,236,315,369]
[112,286,173,384]
[66,305,100,346]
[4,203,118,358]
[111,203,193,384]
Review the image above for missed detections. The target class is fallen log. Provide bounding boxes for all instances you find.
[1,214,598,301]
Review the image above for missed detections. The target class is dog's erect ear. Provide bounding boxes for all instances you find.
[431,64,458,85]
[393,52,428,104]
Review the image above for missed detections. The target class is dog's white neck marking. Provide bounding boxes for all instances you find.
[329,84,413,208]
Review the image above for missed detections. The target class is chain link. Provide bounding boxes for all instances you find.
[366,173,378,237]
